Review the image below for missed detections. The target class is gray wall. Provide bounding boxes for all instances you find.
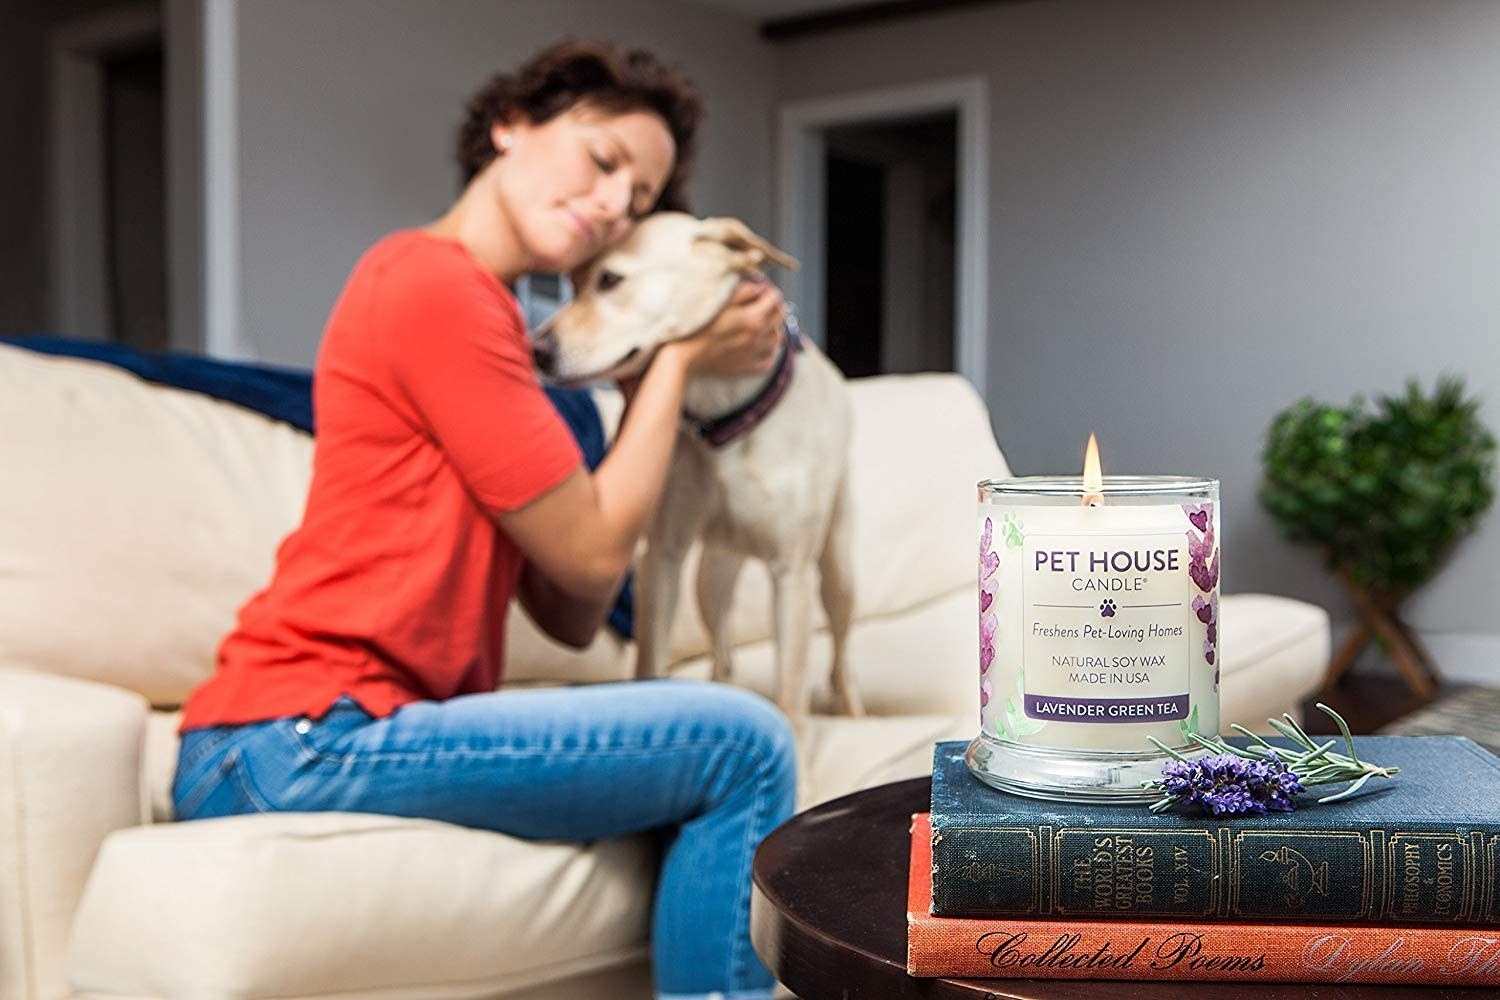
[776,0,1500,676]
[233,0,773,366]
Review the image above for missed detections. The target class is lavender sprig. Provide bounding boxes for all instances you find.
[1144,703,1399,816]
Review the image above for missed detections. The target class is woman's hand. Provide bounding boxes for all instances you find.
[661,276,786,378]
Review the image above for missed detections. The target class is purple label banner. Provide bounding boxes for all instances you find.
[1024,693,1189,723]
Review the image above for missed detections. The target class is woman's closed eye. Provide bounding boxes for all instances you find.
[590,148,619,173]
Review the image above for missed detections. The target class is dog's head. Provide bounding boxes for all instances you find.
[531,212,797,385]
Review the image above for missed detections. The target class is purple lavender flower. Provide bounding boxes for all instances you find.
[1158,751,1304,816]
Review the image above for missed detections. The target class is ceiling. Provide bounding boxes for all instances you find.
[687,0,865,21]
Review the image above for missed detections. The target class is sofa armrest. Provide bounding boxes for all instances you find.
[0,668,149,1000]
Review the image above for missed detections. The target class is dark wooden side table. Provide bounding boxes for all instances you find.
[751,776,1493,1000]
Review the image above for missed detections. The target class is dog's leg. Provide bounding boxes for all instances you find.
[696,547,744,684]
[820,480,863,716]
[771,564,818,734]
[635,455,708,681]
[634,541,682,680]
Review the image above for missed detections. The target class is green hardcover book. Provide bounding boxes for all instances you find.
[930,736,1500,924]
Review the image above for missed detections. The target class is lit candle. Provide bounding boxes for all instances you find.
[970,437,1221,801]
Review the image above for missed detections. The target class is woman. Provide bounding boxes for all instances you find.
[173,41,794,1000]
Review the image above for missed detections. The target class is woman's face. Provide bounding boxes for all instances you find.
[490,103,676,274]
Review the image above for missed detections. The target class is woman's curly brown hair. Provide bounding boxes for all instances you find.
[457,41,703,214]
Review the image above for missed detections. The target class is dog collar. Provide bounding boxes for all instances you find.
[687,314,804,448]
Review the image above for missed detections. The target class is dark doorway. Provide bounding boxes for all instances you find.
[824,154,884,378]
[102,39,168,352]
[821,113,957,379]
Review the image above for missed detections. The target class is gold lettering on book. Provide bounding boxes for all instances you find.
[1054,828,1217,917]
[1400,841,1423,917]
[1081,835,1156,910]
[1386,833,1470,922]
[1435,842,1456,917]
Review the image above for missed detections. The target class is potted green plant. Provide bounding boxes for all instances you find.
[1260,377,1496,700]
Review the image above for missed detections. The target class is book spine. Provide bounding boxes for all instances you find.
[930,816,1499,924]
[908,912,1500,984]
[910,816,1500,985]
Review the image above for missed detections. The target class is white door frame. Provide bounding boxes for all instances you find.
[201,0,244,358]
[47,4,161,341]
[777,77,989,395]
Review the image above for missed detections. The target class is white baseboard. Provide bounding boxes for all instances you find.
[1419,633,1500,687]
[1327,623,1500,687]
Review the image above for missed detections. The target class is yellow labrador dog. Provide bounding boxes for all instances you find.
[531,213,860,729]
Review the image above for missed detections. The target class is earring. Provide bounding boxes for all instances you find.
[497,132,514,153]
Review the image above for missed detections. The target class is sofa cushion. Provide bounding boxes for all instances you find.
[1219,593,1330,680]
[143,710,185,823]
[1218,593,1331,732]
[0,669,150,1000]
[68,813,656,999]
[85,710,974,999]
[0,346,312,706]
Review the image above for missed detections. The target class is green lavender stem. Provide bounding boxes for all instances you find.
[1145,702,1399,814]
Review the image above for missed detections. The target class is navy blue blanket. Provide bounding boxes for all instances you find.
[3,335,632,638]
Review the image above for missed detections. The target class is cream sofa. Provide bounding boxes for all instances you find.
[0,343,1330,1000]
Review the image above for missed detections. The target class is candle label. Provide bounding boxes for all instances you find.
[980,504,1220,752]
[1021,531,1190,725]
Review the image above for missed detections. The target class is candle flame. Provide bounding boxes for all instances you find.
[1082,434,1104,507]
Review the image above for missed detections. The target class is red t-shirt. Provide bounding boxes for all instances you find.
[179,230,582,731]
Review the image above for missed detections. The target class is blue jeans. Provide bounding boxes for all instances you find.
[173,680,796,1000]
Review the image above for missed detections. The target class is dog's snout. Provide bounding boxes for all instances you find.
[532,330,558,373]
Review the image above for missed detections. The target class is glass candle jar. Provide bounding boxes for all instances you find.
[970,475,1221,802]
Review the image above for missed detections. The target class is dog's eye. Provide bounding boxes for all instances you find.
[596,270,624,293]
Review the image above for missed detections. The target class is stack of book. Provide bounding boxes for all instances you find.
[910,737,1500,986]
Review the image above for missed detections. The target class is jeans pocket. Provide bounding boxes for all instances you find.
[176,727,236,774]
[172,761,227,820]
[224,748,278,814]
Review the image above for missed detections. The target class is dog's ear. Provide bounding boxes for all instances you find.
[568,262,594,292]
[695,217,800,273]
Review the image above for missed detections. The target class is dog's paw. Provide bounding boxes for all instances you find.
[832,684,865,718]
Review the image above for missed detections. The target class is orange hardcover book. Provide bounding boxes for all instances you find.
[908,813,1500,985]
